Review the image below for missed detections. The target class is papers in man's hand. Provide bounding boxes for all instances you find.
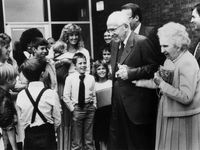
[132,79,157,89]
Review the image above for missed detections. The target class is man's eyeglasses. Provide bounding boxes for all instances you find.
[107,24,124,33]
[103,52,111,56]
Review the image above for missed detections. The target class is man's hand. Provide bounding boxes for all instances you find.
[153,71,163,86]
[115,64,128,80]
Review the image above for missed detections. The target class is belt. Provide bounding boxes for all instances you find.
[25,123,54,132]
[75,101,93,106]
[85,101,93,105]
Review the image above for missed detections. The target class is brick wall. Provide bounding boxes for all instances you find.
[137,0,200,53]
[92,0,200,59]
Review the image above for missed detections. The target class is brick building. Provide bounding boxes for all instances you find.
[0,0,200,59]
[92,0,200,59]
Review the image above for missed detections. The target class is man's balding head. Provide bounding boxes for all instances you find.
[106,11,131,42]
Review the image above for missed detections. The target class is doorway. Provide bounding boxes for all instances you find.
[5,24,50,53]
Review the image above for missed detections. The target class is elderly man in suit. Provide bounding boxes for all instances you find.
[191,3,200,66]
[121,3,165,65]
[107,11,159,150]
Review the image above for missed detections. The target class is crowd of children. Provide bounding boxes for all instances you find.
[0,23,112,150]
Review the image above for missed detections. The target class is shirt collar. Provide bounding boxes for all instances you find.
[172,50,186,63]
[74,71,86,76]
[28,81,44,88]
[134,23,141,34]
[24,51,32,59]
[123,30,132,46]
[194,42,200,56]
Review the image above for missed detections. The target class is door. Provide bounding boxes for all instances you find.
[5,24,50,56]
[5,24,50,46]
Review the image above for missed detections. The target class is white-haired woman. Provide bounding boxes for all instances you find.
[154,22,200,150]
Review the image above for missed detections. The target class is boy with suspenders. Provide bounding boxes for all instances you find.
[16,57,61,150]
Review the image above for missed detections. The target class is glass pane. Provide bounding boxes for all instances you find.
[7,26,47,58]
[51,24,91,54]
[10,27,46,44]
[50,0,89,21]
[4,0,48,22]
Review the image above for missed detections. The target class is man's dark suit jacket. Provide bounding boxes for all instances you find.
[139,24,165,65]
[111,31,159,124]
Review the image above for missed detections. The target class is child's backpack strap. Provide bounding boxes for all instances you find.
[25,88,48,124]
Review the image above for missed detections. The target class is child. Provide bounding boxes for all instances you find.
[102,48,112,78]
[0,63,18,150]
[53,40,68,60]
[16,37,57,91]
[52,40,71,84]
[16,58,61,150]
[0,33,18,70]
[93,60,112,150]
[63,52,96,150]
[47,37,55,48]
[32,37,58,90]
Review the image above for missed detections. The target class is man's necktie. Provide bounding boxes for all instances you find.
[117,42,125,63]
[78,75,85,108]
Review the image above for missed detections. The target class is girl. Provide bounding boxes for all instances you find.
[93,60,112,150]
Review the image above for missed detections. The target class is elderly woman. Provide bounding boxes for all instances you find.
[154,22,200,150]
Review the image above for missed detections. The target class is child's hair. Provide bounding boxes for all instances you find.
[53,40,67,54]
[72,52,86,65]
[100,44,111,60]
[102,46,111,53]
[0,63,18,85]
[47,37,55,44]
[93,60,109,82]
[0,33,11,48]
[19,28,43,51]
[102,47,111,58]
[20,57,46,82]
[30,37,49,49]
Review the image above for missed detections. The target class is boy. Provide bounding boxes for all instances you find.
[15,37,57,91]
[63,52,96,150]
[102,48,112,79]
[0,63,18,150]
[31,37,57,90]
[16,58,61,150]
[0,33,18,70]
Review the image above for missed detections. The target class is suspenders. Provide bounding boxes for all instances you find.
[25,88,48,124]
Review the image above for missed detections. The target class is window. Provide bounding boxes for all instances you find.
[3,0,94,58]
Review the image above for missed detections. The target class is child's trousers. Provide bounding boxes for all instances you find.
[24,123,56,150]
[71,103,96,150]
